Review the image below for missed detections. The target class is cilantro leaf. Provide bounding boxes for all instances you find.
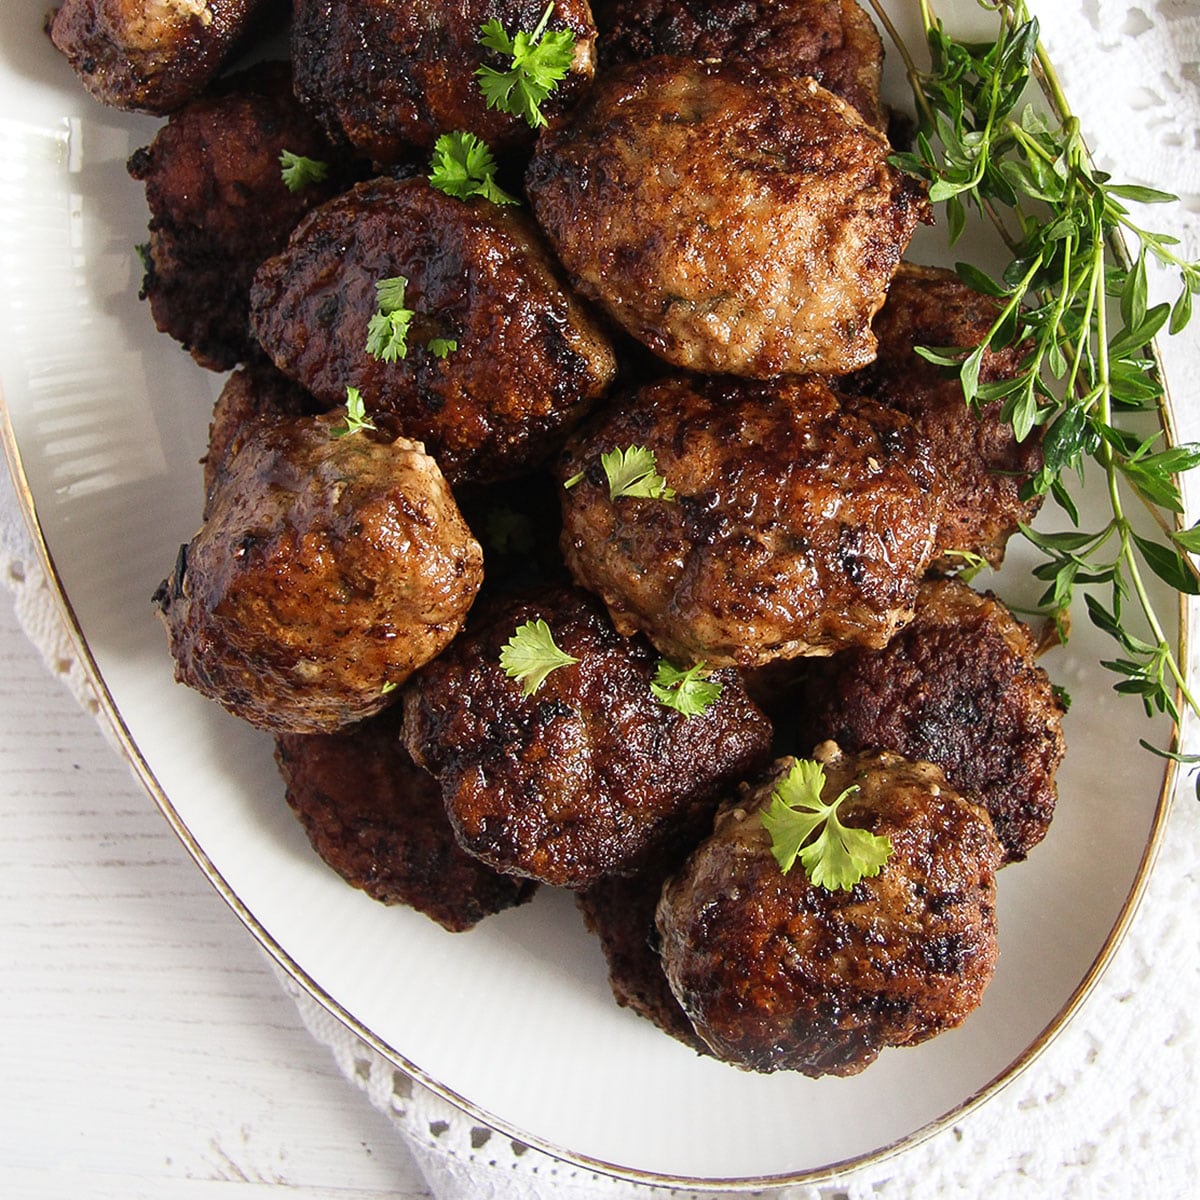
[650,660,723,717]
[759,758,892,891]
[279,150,329,193]
[330,386,377,439]
[476,3,576,129]
[365,276,415,362]
[600,446,676,501]
[429,131,519,206]
[499,618,579,695]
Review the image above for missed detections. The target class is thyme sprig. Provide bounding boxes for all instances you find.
[868,0,1200,731]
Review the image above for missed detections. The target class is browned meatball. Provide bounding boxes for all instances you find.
[202,363,322,508]
[600,0,886,129]
[127,63,345,371]
[576,838,710,1054]
[557,374,944,667]
[292,0,597,163]
[844,262,1045,568]
[657,744,1002,1076]
[787,577,1066,862]
[402,586,774,889]
[48,0,278,114]
[275,707,536,931]
[526,57,929,378]
[155,410,483,733]
[249,177,617,486]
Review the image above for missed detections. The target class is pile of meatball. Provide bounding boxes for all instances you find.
[50,0,1066,1078]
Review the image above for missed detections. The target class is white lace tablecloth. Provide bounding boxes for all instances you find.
[4,3,1200,1198]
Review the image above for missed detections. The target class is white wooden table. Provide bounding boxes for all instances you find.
[0,582,432,1198]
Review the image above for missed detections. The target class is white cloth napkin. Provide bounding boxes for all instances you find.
[4,2,1200,1197]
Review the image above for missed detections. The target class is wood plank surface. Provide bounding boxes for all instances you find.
[0,588,432,1198]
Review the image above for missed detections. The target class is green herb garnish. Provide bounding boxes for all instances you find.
[649,660,723,717]
[499,618,579,695]
[943,548,991,584]
[429,131,519,206]
[330,386,377,439]
[365,276,415,363]
[600,446,676,502]
[476,2,576,129]
[760,758,892,891]
[279,150,329,193]
[425,337,458,359]
[867,0,1200,733]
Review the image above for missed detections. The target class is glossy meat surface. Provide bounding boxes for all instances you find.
[127,62,344,370]
[402,586,774,889]
[275,708,536,931]
[788,577,1066,862]
[600,0,885,128]
[657,744,1002,1075]
[558,374,944,667]
[202,363,322,508]
[292,0,597,162]
[527,57,928,377]
[845,261,1045,568]
[250,177,617,485]
[155,412,483,733]
[49,0,275,113]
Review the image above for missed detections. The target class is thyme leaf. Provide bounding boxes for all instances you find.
[869,0,1200,730]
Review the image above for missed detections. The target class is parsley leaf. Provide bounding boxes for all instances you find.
[429,131,519,206]
[365,276,415,363]
[476,2,576,129]
[600,446,676,502]
[330,386,377,439]
[499,618,579,695]
[650,660,723,717]
[279,150,329,193]
[760,758,892,891]
[425,337,458,359]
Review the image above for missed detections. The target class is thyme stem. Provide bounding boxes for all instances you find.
[879,0,1200,732]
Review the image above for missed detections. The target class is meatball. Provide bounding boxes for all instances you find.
[557,374,944,667]
[526,57,929,378]
[275,707,536,931]
[292,0,598,164]
[576,837,710,1054]
[656,744,1002,1076]
[249,177,617,486]
[202,363,322,508]
[402,586,774,889]
[787,576,1066,862]
[844,262,1045,568]
[126,63,346,371]
[48,0,278,114]
[154,410,483,733]
[600,0,885,129]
